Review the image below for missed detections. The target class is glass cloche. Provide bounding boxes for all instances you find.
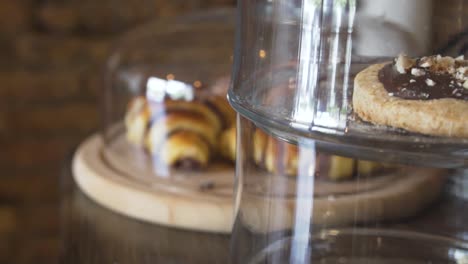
[228,0,468,263]
[100,8,237,233]
[104,8,235,178]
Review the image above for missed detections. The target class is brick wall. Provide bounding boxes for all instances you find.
[0,1,234,263]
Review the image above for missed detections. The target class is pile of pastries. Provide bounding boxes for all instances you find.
[125,95,236,169]
[124,94,388,181]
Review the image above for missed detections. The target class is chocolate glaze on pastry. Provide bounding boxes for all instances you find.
[163,100,224,134]
[379,58,468,100]
[353,54,468,138]
[125,93,236,171]
[159,131,210,169]
[204,95,236,129]
[145,111,217,153]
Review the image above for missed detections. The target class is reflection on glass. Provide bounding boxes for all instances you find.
[229,0,468,263]
[146,77,194,103]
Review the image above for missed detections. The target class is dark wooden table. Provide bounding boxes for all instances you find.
[59,154,468,263]
[58,161,231,264]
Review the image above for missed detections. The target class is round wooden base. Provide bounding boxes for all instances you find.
[241,168,446,233]
[72,134,447,235]
[72,134,234,234]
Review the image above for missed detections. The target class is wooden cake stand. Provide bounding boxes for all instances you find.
[72,133,235,234]
[73,133,446,234]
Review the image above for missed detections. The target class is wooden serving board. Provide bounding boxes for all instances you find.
[72,133,447,235]
[241,168,446,233]
[72,133,235,234]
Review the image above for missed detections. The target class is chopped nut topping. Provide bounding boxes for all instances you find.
[420,61,431,68]
[425,79,436,86]
[438,56,455,66]
[432,56,455,73]
[386,54,468,100]
[419,56,433,68]
[464,80,468,89]
[395,54,415,74]
[411,68,425,77]
[402,55,468,83]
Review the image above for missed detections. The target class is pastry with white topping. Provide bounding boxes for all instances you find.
[353,54,468,138]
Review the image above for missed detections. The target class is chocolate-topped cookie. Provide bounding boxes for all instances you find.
[353,54,468,138]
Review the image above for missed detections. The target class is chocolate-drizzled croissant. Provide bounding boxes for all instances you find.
[159,131,211,170]
[145,111,218,151]
[220,125,389,180]
[163,100,224,133]
[125,95,236,170]
[205,95,236,129]
[149,99,225,169]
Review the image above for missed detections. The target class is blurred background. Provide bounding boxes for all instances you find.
[0,0,234,263]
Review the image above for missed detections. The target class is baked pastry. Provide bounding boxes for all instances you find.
[353,54,468,138]
[124,94,236,170]
[205,95,236,129]
[250,128,386,180]
[263,136,299,177]
[145,111,217,168]
[161,100,224,133]
[219,126,298,175]
[219,126,236,162]
[124,96,151,146]
[253,129,268,166]
[158,131,211,169]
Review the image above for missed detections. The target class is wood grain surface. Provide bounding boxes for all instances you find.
[73,134,234,233]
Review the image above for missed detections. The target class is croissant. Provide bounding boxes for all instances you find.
[150,100,226,169]
[253,129,298,175]
[262,136,299,176]
[162,100,224,133]
[250,129,388,180]
[124,97,151,146]
[145,111,217,152]
[204,95,236,129]
[158,131,211,169]
[125,94,237,170]
[219,126,236,162]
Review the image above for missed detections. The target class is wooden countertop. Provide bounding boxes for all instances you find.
[58,154,468,264]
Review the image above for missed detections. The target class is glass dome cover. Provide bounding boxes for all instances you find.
[228,0,468,168]
[228,1,468,263]
[102,8,237,193]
